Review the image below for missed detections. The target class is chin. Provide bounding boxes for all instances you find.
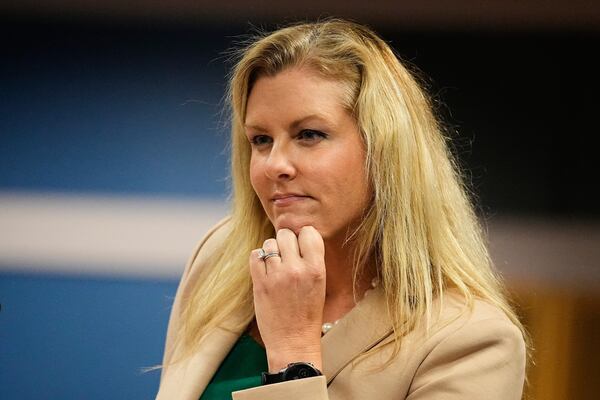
[272,215,319,236]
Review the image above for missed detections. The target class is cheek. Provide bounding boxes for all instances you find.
[314,164,364,210]
[332,150,370,206]
[328,147,366,184]
[249,159,273,212]
[249,159,262,191]
[249,169,264,205]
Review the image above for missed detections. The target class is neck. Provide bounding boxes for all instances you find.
[322,233,375,301]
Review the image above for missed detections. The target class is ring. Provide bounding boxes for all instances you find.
[258,248,281,261]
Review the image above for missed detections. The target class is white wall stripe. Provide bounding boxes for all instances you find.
[0,191,228,279]
[1,191,599,289]
[486,216,600,292]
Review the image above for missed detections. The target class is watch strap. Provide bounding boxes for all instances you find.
[261,362,322,385]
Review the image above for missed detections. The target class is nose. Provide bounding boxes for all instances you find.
[264,142,296,181]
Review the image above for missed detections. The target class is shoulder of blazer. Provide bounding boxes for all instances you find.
[181,216,233,282]
[160,216,233,377]
[404,292,526,399]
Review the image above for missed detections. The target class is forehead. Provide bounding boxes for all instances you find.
[245,67,349,126]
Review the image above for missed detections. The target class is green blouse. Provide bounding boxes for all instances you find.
[199,333,268,400]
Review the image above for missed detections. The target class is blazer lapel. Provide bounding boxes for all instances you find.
[321,287,393,384]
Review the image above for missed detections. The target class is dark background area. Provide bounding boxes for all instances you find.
[2,16,598,218]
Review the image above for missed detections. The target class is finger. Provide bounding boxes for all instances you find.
[297,226,325,264]
[261,238,282,267]
[276,228,300,262]
[249,248,267,280]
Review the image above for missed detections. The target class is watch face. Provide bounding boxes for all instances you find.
[283,363,319,380]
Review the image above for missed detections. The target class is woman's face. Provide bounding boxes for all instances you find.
[245,67,371,241]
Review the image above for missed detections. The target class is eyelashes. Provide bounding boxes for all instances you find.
[298,129,327,141]
[250,135,272,146]
[249,129,328,146]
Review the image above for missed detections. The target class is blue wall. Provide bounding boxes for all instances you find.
[1,23,231,197]
[0,273,177,399]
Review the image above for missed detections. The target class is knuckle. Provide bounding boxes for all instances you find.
[313,272,326,283]
[300,225,316,234]
[277,228,296,243]
[263,238,277,248]
[287,268,302,281]
[307,265,325,280]
[277,228,294,239]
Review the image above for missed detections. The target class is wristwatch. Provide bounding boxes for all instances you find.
[261,362,323,385]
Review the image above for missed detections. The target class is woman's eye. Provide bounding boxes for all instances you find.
[298,129,327,141]
[250,135,272,146]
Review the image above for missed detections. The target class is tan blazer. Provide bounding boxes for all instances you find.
[156,219,526,400]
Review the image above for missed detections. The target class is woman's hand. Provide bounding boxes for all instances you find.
[249,226,326,373]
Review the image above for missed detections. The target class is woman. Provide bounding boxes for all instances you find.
[156,19,527,400]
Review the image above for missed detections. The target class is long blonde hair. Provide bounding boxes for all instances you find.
[174,19,527,367]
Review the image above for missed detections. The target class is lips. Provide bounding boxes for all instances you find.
[271,193,311,206]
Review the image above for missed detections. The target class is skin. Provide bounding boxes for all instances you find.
[245,66,374,372]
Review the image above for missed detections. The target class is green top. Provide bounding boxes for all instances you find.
[199,333,268,400]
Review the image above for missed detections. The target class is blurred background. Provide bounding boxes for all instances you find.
[1,1,598,399]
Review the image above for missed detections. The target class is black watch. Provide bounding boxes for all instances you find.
[261,362,322,385]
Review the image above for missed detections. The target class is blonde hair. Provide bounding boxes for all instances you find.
[173,19,527,368]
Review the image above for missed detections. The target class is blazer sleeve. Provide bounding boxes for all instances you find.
[406,317,526,400]
[232,376,329,400]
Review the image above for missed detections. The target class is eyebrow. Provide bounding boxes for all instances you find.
[244,114,331,132]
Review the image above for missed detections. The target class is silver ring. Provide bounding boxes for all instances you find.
[258,248,281,261]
